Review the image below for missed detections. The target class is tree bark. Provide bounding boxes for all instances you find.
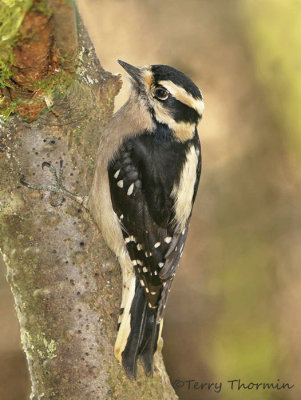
[0,1,177,399]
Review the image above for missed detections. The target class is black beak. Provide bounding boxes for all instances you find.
[118,60,141,86]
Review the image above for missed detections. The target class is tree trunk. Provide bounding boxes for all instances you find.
[0,1,177,399]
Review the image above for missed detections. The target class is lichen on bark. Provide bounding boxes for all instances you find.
[0,1,177,399]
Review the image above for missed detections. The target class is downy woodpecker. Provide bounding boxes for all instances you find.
[88,60,204,378]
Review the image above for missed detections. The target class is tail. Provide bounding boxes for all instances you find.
[114,277,162,378]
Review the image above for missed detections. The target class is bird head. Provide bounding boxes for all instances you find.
[118,60,204,142]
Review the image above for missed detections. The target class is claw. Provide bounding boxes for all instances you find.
[58,159,63,186]
[20,175,27,186]
[42,161,51,170]
[42,161,60,186]
[20,160,87,208]
[20,175,48,191]
[42,161,57,176]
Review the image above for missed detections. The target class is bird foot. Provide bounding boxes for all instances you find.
[20,160,87,208]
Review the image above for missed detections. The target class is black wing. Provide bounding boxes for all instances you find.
[108,131,201,317]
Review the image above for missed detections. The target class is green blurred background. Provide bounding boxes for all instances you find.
[1,0,300,399]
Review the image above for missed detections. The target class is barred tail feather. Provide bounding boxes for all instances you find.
[115,278,160,378]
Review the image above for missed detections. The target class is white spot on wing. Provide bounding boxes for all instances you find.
[127,183,134,196]
[114,169,120,179]
[154,242,161,248]
[143,267,148,273]
[117,180,123,188]
[164,237,172,243]
[125,235,136,243]
[159,262,164,268]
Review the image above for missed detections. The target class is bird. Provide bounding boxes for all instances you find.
[87,60,204,378]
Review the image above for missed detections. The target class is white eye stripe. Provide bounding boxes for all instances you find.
[158,80,204,115]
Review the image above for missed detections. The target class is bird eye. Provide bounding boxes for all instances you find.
[153,87,169,101]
